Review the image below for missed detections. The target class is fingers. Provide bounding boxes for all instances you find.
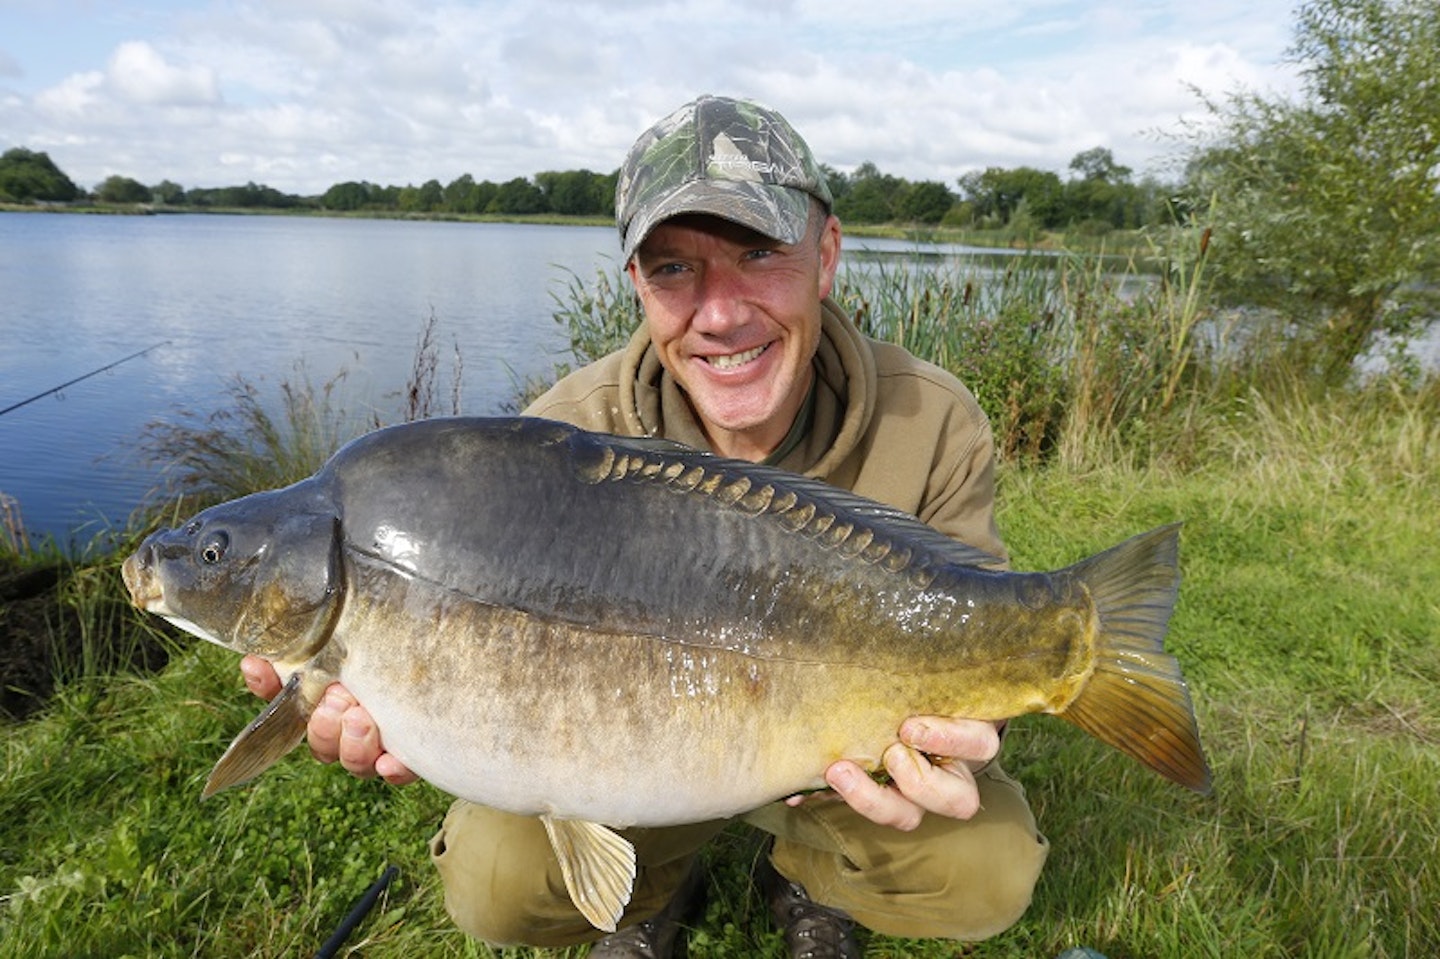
[374,752,421,786]
[307,684,352,766]
[899,716,1001,769]
[239,655,282,700]
[825,716,1000,829]
[238,663,416,786]
[824,760,926,831]
[307,684,418,785]
[883,742,982,821]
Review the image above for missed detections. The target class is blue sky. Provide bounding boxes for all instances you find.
[0,0,1301,195]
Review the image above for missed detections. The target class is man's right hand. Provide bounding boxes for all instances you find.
[239,656,419,785]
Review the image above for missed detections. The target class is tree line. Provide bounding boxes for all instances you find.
[0,144,1174,234]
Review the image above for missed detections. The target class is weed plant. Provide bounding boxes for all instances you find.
[138,362,370,516]
[2,238,1436,956]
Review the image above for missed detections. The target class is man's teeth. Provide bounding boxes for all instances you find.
[708,345,766,370]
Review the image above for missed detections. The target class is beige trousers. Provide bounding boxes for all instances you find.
[429,762,1048,948]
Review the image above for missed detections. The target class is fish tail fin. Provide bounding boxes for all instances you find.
[1059,524,1212,794]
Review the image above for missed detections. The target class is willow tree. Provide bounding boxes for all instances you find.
[1187,0,1440,383]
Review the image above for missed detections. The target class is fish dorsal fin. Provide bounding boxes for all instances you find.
[541,815,637,933]
[202,672,311,798]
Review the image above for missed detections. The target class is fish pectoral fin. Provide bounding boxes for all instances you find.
[540,815,637,933]
[202,672,311,798]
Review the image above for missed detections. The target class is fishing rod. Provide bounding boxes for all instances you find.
[314,864,399,959]
[0,341,170,417]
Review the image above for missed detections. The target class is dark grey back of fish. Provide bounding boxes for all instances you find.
[315,417,1019,665]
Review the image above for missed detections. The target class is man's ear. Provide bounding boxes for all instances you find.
[817,214,842,300]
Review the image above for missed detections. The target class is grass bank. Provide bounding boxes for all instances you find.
[2,248,1436,957]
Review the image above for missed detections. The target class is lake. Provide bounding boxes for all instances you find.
[0,212,958,548]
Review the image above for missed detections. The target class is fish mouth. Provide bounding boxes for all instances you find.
[120,552,166,612]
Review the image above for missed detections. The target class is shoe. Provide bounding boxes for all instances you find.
[755,853,863,959]
[587,861,706,959]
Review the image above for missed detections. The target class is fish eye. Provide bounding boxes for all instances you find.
[199,530,230,565]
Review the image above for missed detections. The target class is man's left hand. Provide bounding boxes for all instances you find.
[794,716,1002,830]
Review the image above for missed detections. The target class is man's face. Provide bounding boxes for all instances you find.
[626,211,841,461]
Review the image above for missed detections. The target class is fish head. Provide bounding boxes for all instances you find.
[122,487,344,661]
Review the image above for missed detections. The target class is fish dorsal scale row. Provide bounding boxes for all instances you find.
[574,427,1004,588]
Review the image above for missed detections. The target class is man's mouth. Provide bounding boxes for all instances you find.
[705,344,767,370]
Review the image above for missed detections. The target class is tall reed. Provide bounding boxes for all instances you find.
[836,257,1070,462]
[139,362,366,514]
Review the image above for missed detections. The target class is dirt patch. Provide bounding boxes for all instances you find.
[0,562,171,720]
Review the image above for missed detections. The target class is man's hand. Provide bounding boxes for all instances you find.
[790,716,1002,831]
[239,656,418,786]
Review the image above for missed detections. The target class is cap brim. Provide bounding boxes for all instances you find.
[621,179,812,261]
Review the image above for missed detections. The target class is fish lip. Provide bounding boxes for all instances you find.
[120,553,165,610]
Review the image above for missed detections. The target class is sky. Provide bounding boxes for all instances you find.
[0,0,1304,196]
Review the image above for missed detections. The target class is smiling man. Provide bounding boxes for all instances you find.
[242,95,1049,958]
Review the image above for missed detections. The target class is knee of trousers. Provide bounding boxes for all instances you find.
[900,794,1050,941]
[770,764,1050,942]
[427,800,727,948]
[428,800,581,946]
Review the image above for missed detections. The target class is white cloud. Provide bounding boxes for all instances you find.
[107,40,219,106]
[33,70,105,117]
[0,0,1301,194]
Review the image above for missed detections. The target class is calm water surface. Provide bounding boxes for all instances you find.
[1,213,628,547]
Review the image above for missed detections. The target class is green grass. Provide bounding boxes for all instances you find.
[2,251,1437,956]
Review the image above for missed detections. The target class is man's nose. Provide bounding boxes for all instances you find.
[690,264,749,334]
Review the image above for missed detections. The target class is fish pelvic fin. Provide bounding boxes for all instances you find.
[1060,524,1212,795]
[202,671,312,798]
[541,815,637,933]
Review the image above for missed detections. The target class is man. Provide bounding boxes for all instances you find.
[242,94,1049,957]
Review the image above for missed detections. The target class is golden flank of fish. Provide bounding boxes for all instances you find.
[122,416,1211,932]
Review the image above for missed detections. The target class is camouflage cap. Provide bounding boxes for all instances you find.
[616,95,833,261]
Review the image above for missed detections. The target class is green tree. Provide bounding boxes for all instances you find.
[442,174,480,213]
[398,179,444,213]
[488,176,548,215]
[819,163,850,208]
[957,166,1064,227]
[1062,147,1139,229]
[1067,147,1131,184]
[96,175,152,204]
[834,161,904,224]
[188,182,302,208]
[321,181,372,211]
[536,169,613,216]
[151,179,185,205]
[1186,0,1440,382]
[896,180,955,224]
[0,147,80,202]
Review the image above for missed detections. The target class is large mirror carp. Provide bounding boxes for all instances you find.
[123,416,1210,931]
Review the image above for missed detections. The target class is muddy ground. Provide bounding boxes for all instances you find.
[0,561,171,720]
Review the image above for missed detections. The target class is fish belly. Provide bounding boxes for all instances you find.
[333,591,963,827]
